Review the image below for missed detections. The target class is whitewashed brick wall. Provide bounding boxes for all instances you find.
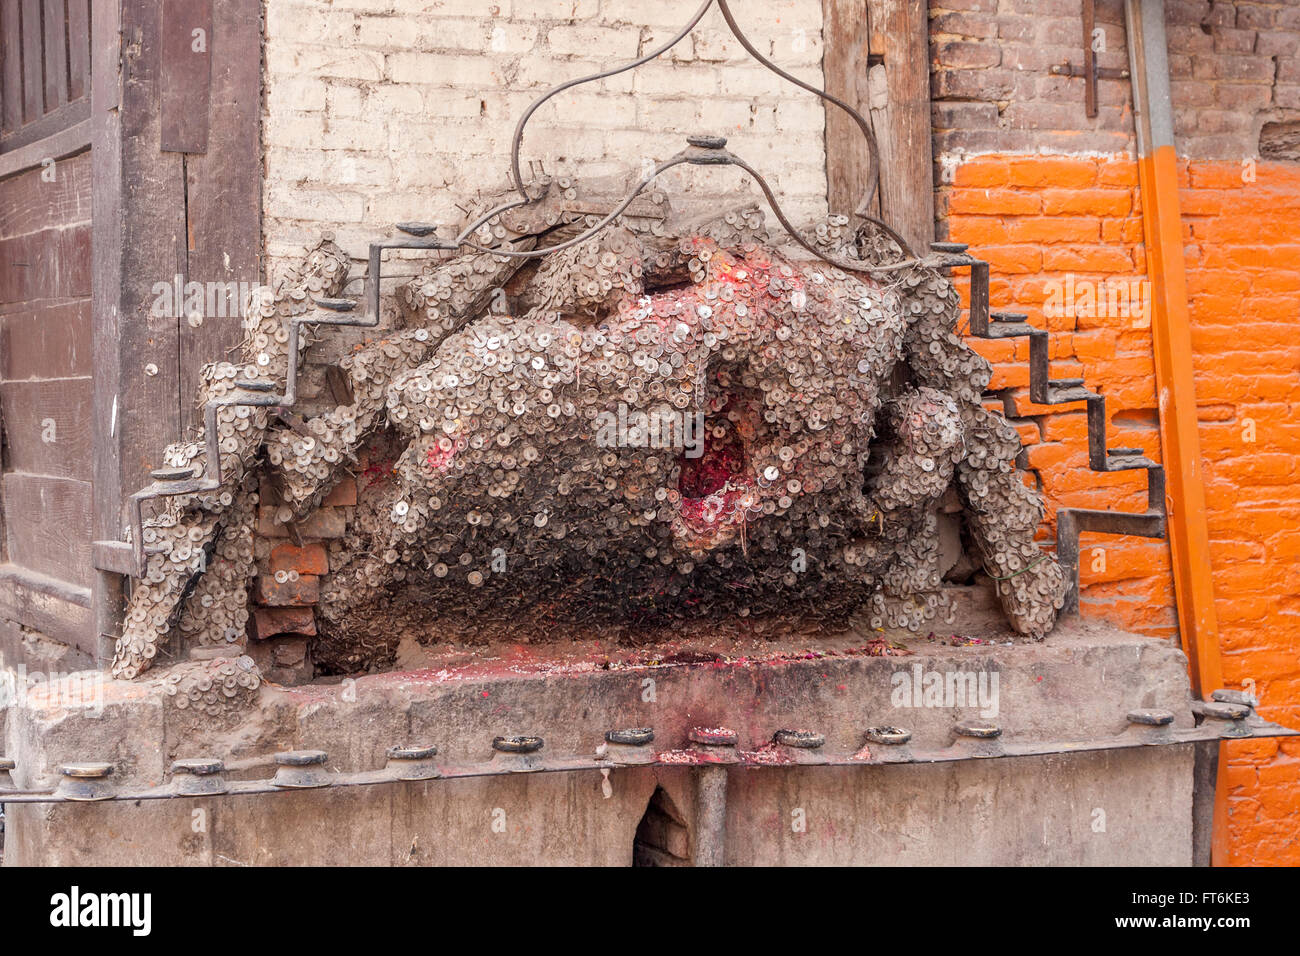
[262,0,829,279]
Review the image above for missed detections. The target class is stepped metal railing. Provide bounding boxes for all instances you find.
[932,243,1168,614]
[93,0,1166,616]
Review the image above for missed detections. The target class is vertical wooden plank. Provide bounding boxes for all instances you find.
[821,0,876,219]
[20,0,43,122]
[93,0,189,663]
[118,0,185,494]
[181,0,261,406]
[865,0,934,252]
[0,274,7,563]
[160,0,212,152]
[91,0,125,665]
[66,0,90,101]
[42,0,68,111]
[1,0,23,134]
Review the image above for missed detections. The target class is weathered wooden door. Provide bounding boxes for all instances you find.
[0,0,96,656]
[0,0,261,664]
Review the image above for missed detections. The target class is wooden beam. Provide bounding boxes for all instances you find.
[0,563,94,653]
[19,0,42,123]
[180,0,263,407]
[90,0,264,665]
[66,0,90,101]
[822,0,935,250]
[41,0,68,113]
[91,0,127,666]
[821,0,875,218]
[1,0,22,136]
[160,0,213,153]
[1125,0,1226,866]
[866,0,934,252]
[0,117,89,180]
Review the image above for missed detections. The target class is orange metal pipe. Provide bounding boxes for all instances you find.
[1134,144,1224,699]
[1125,0,1227,865]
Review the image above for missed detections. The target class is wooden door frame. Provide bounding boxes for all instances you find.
[90,0,262,664]
[822,0,935,253]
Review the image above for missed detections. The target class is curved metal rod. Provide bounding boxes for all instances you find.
[457,156,692,260]
[712,0,880,216]
[508,0,715,196]
[727,154,919,273]
[502,0,885,228]
[455,144,923,277]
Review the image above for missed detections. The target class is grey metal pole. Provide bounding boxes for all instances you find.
[692,766,728,867]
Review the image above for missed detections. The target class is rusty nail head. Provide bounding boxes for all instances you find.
[387,744,438,760]
[954,720,1001,739]
[605,728,654,746]
[687,134,727,149]
[396,221,439,237]
[172,757,225,775]
[60,762,114,779]
[1127,709,1175,726]
[275,750,328,766]
[864,726,911,745]
[774,729,825,749]
[1200,701,1251,721]
[493,735,543,754]
[688,727,738,747]
[1211,689,1257,708]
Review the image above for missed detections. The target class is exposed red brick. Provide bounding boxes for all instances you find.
[255,573,320,607]
[252,606,317,639]
[270,542,329,576]
[322,477,358,506]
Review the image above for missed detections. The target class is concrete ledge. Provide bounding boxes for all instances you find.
[3,618,1198,864]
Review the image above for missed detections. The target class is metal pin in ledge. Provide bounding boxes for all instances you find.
[861,726,914,763]
[1126,708,1176,743]
[773,729,829,766]
[55,762,116,802]
[599,728,656,766]
[170,758,229,796]
[1193,700,1253,738]
[272,750,331,789]
[384,745,439,781]
[952,719,1004,757]
[688,726,740,765]
[490,735,545,772]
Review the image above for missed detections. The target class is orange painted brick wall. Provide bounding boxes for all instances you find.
[941,154,1300,865]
